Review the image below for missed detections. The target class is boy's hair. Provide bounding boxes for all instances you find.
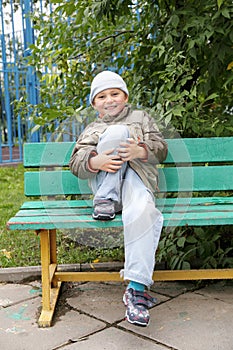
[90,71,129,104]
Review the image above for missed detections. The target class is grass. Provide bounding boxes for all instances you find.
[0,164,124,268]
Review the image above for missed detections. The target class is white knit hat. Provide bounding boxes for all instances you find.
[89,70,129,104]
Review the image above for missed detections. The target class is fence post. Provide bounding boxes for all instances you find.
[22,0,40,142]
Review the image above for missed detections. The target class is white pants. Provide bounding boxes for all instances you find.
[89,125,163,287]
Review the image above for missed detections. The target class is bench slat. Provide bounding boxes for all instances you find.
[159,165,233,192]
[7,210,233,230]
[166,137,233,163]
[21,199,93,209]
[24,171,91,196]
[24,165,233,196]
[15,208,93,216]
[24,142,75,167]
[14,204,233,218]
[20,197,233,210]
[23,137,233,167]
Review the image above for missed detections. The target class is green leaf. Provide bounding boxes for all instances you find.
[164,113,172,126]
[170,14,179,28]
[31,124,41,134]
[170,256,180,270]
[222,8,230,18]
[205,93,219,102]
[172,106,185,117]
[186,236,198,244]
[182,261,191,270]
[217,0,224,9]
[177,237,186,248]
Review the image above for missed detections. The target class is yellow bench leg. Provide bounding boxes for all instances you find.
[38,229,61,327]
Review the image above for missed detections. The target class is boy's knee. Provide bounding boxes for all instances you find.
[97,125,129,153]
[104,125,129,138]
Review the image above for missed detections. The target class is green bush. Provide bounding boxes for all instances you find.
[14,0,233,139]
[158,226,233,270]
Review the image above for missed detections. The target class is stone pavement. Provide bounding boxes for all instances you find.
[0,278,233,350]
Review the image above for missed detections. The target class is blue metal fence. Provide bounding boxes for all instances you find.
[0,0,49,164]
[0,1,135,164]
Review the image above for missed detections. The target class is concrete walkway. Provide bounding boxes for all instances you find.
[0,278,233,350]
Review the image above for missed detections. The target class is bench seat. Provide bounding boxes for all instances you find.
[8,197,233,229]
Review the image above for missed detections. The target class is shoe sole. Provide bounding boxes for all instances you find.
[92,213,115,220]
[125,313,149,327]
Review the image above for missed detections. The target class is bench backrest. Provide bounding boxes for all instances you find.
[23,137,233,197]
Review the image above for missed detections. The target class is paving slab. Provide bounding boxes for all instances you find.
[65,282,170,324]
[65,282,126,324]
[120,286,233,350]
[62,327,166,350]
[0,283,41,307]
[194,280,233,304]
[151,281,197,297]
[0,288,105,350]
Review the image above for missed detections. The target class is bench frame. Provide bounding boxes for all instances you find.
[39,227,233,326]
[7,137,233,327]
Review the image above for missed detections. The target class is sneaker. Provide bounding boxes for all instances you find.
[123,288,157,327]
[92,199,115,220]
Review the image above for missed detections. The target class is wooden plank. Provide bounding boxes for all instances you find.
[7,210,233,230]
[158,165,233,192]
[24,165,233,196]
[156,197,233,206]
[38,282,62,327]
[7,214,123,230]
[153,269,233,280]
[15,208,93,216]
[19,197,233,211]
[54,269,233,282]
[24,171,90,196]
[21,199,93,209]
[38,229,61,327]
[40,230,52,311]
[24,142,75,167]
[163,211,233,227]
[23,137,233,167]
[14,204,233,218]
[162,205,233,213]
[49,264,57,283]
[165,137,233,163]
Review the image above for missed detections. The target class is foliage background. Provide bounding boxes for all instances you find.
[15,0,233,138]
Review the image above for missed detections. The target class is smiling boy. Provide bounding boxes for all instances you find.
[70,70,168,326]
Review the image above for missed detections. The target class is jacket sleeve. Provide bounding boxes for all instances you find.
[69,124,99,179]
[141,112,168,164]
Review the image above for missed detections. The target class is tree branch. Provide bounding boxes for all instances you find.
[96,30,134,44]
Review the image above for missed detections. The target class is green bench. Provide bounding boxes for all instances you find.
[7,137,233,327]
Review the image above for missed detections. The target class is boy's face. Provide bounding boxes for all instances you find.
[92,88,128,118]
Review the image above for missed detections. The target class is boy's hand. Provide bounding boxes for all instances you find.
[89,149,124,173]
[117,138,147,161]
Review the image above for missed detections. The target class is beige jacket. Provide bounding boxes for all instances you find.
[69,105,168,193]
